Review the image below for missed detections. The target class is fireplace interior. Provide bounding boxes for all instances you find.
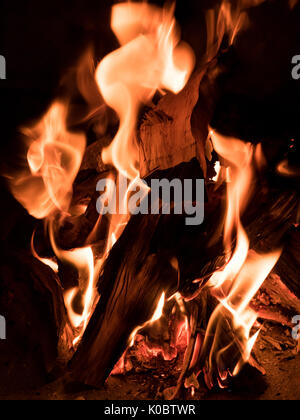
[0,0,299,401]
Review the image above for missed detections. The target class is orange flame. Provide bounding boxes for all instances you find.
[129,292,166,347]
[30,232,59,273]
[92,2,196,353]
[92,2,195,348]
[9,0,280,383]
[48,223,96,344]
[204,131,282,383]
[9,101,96,344]
[11,102,86,219]
[205,0,268,61]
[95,2,195,180]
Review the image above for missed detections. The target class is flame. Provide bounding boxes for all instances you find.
[48,223,96,343]
[9,1,195,350]
[9,100,97,344]
[92,2,195,354]
[129,292,166,347]
[112,296,189,373]
[212,161,221,182]
[30,232,59,273]
[203,131,282,384]
[8,0,281,387]
[277,159,300,177]
[95,2,195,180]
[11,102,86,219]
[205,0,268,61]
[208,131,253,288]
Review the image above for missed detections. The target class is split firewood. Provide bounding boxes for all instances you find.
[138,68,210,179]
[68,159,214,388]
[259,274,300,314]
[69,252,179,388]
[77,63,215,180]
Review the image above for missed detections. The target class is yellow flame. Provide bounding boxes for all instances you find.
[129,292,166,347]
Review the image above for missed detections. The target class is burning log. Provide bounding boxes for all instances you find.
[63,146,299,389]
[69,251,179,388]
[0,250,70,394]
[138,68,209,178]
[54,170,112,251]
[253,273,300,325]
[68,159,209,388]
[3,0,299,399]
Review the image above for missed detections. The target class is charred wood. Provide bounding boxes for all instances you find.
[0,251,69,394]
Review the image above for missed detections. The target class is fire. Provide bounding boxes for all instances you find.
[202,131,282,386]
[48,222,97,344]
[9,2,195,354]
[31,232,59,273]
[92,1,195,353]
[95,2,195,180]
[9,101,97,344]
[114,295,189,373]
[7,0,284,395]
[11,102,85,219]
[129,292,166,347]
[205,0,268,61]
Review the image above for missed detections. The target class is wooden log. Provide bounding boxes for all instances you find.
[275,227,300,299]
[67,153,299,388]
[0,250,70,394]
[69,252,179,388]
[80,136,112,174]
[68,159,212,387]
[252,273,300,324]
[76,64,214,180]
[244,186,300,298]
[138,68,210,178]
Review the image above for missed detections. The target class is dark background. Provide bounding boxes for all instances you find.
[0,0,299,249]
